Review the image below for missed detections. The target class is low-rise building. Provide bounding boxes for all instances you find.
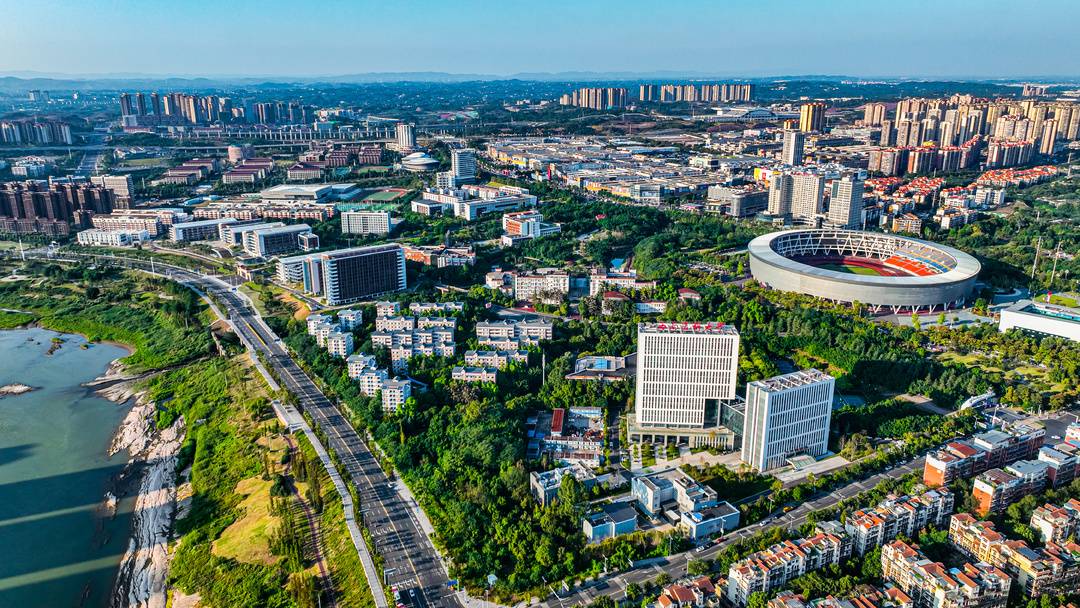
[513,268,571,302]
[76,228,149,247]
[972,459,1049,516]
[726,533,846,607]
[464,350,529,369]
[582,502,638,543]
[565,354,636,382]
[451,366,497,383]
[846,489,955,557]
[337,309,363,330]
[680,502,740,540]
[923,423,1046,487]
[1031,499,1080,544]
[529,463,597,506]
[881,540,1010,608]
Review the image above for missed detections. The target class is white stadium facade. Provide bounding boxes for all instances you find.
[748,229,981,313]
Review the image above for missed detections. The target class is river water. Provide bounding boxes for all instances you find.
[0,327,133,608]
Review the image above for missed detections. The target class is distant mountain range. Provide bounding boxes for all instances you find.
[1,70,1078,93]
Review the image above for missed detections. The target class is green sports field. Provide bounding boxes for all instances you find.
[818,263,886,276]
[363,189,407,202]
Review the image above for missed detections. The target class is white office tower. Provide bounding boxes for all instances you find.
[791,173,825,224]
[395,122,416,152]
[781,130,805,166]
[828,174,865,229]
[635,322,740,429]
[741,369,835,472]
[451,148,478,183]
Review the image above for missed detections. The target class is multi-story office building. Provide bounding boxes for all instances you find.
[705,185,768,218]
[451,148,477,183]
[395,123,416,152]
[798,102,826,132]
[286,244,407,305]
[170,218,238,242]
[741,369,835,472]
[781,130,805,166]
[242,223,313,257]
[882,540,1011,608]
[341,210,396,235]
[634,322,740,435]
[827,174,865,229]
[76,228,149,247]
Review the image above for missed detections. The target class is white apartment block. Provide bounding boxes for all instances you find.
[311,322,336,347]
[381,378,412,412]
[452,366,498,383]
[634,322,740,429]
[475,319,553,345]
[725,533,846,607]
[409,301,464,315]
[513,269,571,302]
[341,210,396,235]
[306,313,333,334]
[845,489,954,557]
[337,309,363,330]
[588,270,657,296]
[326,331,354,358]
[416,316,457,330]
[741,369,835,472]
[376,301,401,317]
[464,350,529,369]
[346,354,378,378]
[376,316,417,332]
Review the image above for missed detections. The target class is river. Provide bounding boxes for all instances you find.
[0,327,133,608]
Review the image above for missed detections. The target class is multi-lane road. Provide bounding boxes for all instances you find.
[23,252,462,608]
[192,275,462,608]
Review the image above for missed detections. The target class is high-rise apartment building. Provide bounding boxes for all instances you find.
[781,129,805,166]
[863,102,887,126]
[634,322,740,430]
[799,102,826,132]
[119,93,134,117]
[767,173,794,217]
[741,369,835,472]
[791,173,825,224]
[828,174,865,229]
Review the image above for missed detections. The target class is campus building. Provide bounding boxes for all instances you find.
[741,369,835,472]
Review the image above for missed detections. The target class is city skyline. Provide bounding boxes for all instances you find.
[2,0,1080,79]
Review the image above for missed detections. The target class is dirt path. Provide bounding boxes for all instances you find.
[284,435,336,607]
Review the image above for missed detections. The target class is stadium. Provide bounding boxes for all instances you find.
[748,229,981,313]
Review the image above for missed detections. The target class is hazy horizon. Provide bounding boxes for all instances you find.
[2,0,1078,80]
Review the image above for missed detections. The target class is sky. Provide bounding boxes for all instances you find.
[1,0,1078,79]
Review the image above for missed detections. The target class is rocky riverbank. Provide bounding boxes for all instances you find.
[107,393,185,608]
[91,361,185,608]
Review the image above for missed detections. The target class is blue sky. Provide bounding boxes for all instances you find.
[1,0,1078,78]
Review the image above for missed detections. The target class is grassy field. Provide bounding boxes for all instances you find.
[818,263,885,276]
[938,351,1068,393]
[212,477,281,565]
[1037,293,1080,308]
